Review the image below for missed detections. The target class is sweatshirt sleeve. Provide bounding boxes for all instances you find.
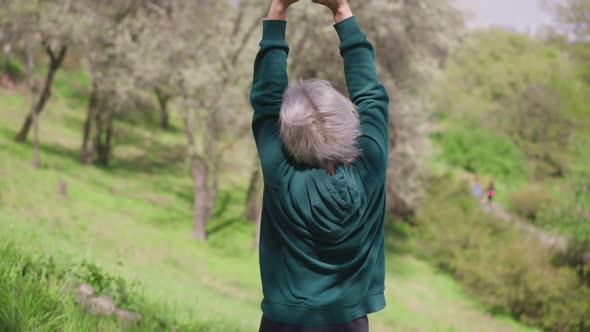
[250,20,290,186]
[335,16,390,179]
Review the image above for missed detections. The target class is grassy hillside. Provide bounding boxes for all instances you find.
[432,29,590,244]
[0,73,539,331]
[420,29,590,332]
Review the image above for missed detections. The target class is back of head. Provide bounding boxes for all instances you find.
[279,80,361,170]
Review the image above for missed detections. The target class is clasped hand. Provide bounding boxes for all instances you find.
[273,0,347,12]
[269,0,351,22]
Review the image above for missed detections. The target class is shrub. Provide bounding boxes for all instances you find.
[415,175,590,332]
[536,167,590,284]
[436,124,530,182]
[73,261,140,309]
[536,165,590,244]
[538,204,590,248]
[509,183,556,221]
[0,54,25,82]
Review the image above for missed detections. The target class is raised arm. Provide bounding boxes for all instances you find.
[339,15,390,178]
[314,0,390,178]
[250,1,300,186]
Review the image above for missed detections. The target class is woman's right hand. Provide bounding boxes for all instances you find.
[311,0,352,22]
[311,0,347,13]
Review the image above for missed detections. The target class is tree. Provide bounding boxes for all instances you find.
[552,0,590,40]
[435,29,589,178]
[130,0,264,240]
[545,0,590,81]
[77,0,147,166]
[155,87,171,130]
[0,1,76,143]
[24,35,40,168]
[503,84,572,177]
[286,0,464,217]
[0,0,78,169]
[245,159,263,223]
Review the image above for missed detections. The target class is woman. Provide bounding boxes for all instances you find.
[486,181,496,203]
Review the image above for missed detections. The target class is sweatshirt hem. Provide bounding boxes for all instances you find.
[261,292,386,327]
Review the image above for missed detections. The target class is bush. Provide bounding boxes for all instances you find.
[538,204,590,248]
[536,168,590,284]
[509,183,556,221]
[536,165,590,244]
[0,53,25,82]
[436,124,530,182]
[73,261,141,310]
[415,175,590,332]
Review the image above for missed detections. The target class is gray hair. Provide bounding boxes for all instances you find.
[279,80,361,169]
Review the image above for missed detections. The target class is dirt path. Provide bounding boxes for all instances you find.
[480,201,568,252]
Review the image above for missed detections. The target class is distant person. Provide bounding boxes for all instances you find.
[486,181,495,203]
[250,0,390,331]
[471,175,482,200]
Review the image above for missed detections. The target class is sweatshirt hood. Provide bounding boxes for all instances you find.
[283,166,363,243]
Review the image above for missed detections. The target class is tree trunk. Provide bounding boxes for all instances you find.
[155,88,170,130]
[81,81,99,164]
[98,109,115,166]
[25,40,40,168]
[1,42,12,74]
[90,100,116,168]
[253,201,262,249]
[207,177,218,219]
[15,44,67,142]
[92,104,104,165]
[245,166,262,222]
[192,158,209,240]
[203,110,221,220]
[32,107,40,168]
[180,104,209,241]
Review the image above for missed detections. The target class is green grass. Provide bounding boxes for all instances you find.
[0,243,245,332]
[0,243,118,332]
[0,77,540,331]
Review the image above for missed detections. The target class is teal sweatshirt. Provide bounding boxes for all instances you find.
[250,16,390,327]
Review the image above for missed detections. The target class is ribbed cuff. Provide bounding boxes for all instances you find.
[263,20,287,41]
[334,16,363,42]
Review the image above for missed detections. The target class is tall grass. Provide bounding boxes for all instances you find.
[0,243,244,332]
[0,244,116,332]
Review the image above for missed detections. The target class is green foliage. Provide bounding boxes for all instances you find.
[553,0,590,41]
[73,261,140,309]
[536,135,590,266]
[415,175,590,332]
[539,203,590,246]
[435,29,590,177]
[508,183,556,221]
[0,53,25,82]
[537,179,590,247]
[436,123,530,182]
[538,201,590,283]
